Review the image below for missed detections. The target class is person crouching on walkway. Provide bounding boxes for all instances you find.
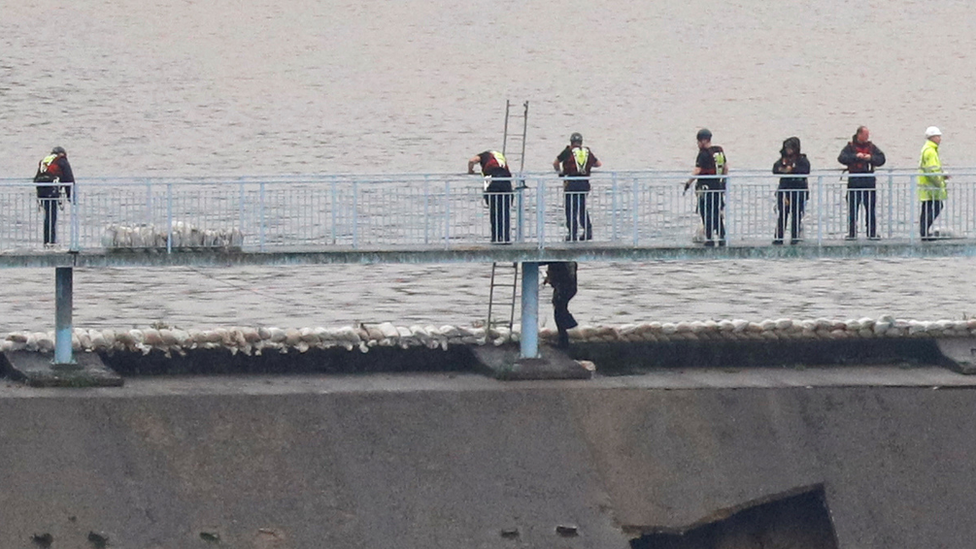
[772,136,810,245]
[918,126,948,241]
[684,128,727,247]
[544,261,578,349]
[468,150,512,244]
[553,132,601,241]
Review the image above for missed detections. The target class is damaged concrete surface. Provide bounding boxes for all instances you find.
[0,371,974,547]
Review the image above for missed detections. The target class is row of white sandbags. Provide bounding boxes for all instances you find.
[101,221,244,249]
[0,322,498,357]
[540,316,976,343]
[3,316,974,357]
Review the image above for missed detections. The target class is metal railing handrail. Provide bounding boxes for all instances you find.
[0,166,961,186]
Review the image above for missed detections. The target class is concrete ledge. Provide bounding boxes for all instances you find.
[472,344,593,380]
[1,351,122,387]
[2,239,976,268]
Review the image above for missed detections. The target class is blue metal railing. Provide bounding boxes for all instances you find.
[0,169,968,253]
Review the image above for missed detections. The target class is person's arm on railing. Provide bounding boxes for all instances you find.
[684,167,702,193]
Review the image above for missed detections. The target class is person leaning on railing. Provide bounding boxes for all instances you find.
[33,146,74,246]
[838,126,886,240]
[468,150,512,244]
[918,126,948,241]
[772,136,811,245]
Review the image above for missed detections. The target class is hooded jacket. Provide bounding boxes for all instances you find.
[772,137,810,190]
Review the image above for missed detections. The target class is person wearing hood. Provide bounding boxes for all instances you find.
[918,126,948,241]
[838,126,886,240]
[772,137,811,245]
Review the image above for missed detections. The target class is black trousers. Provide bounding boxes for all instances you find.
[775,189,807,241]
[847,187,877,238]
[41,198,59,244]
[697,190,725,242]
[565,191,592,241]
[485,191,511,243]
[553,286,578,347]
[920,200,944,239]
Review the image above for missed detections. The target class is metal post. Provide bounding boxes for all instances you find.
[632,178,639,246]
[609,174,617,242]
[69,180,79,251]
[520,261,539,359]
[424,176,430,245]
[444,180,450,248]
[54,267,74,365]
[817,175,824,246]
[330,179,337,245]
[516,180,525,243]
[887,172,894,238]
[166,183,173,253]
[259,181,267,251]
[536,179,545,248]
[909,174,917,244]
[353,180,359,249]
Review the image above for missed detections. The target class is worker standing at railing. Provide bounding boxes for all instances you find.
[838,126,886,240]
[468,150,512,244]
[33,146,74,246]
[684,128,727,247]
[554,132,601,242]
[772,137,811,245]
[918,126,948,241]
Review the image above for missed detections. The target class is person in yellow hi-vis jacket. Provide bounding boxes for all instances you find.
[918,126,948,241]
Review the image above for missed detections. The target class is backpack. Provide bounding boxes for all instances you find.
[35,155,62,197]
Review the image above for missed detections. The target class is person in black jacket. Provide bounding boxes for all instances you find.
[33,146,75,246]
[838,126,885,240]
[553,133,602,241]
[468,150,512,243]
[772,137,810,245]
[544,261,578,349]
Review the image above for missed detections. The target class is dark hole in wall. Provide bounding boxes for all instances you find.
[630,487,838,549]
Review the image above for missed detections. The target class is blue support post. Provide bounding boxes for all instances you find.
[54,267,74,365]
[520,262,539,359]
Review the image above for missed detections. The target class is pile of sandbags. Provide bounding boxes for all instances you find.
[101,221,244,250]
[539,316,976,344]
[4,316,976,357]
[0,323,490,357]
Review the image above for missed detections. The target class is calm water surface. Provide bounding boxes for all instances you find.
[1,0,975,330]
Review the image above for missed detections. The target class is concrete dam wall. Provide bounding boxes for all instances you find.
[0,377,973,548]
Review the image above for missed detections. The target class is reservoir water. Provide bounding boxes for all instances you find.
[2,0,975,331]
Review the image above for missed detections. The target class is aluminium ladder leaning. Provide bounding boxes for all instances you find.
[486,100,529,335]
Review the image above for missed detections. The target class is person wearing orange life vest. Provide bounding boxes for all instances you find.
[838,126,886,240]
[468,150,512,243]
[553,132,601,241]
[33,146,75,246]
[684,128,727,247]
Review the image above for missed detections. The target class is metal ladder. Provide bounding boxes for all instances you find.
[501,99,529,174]
[486,261,519,335]
[486,100,529,335]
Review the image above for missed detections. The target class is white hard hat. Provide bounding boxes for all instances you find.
[925,126,942,138]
